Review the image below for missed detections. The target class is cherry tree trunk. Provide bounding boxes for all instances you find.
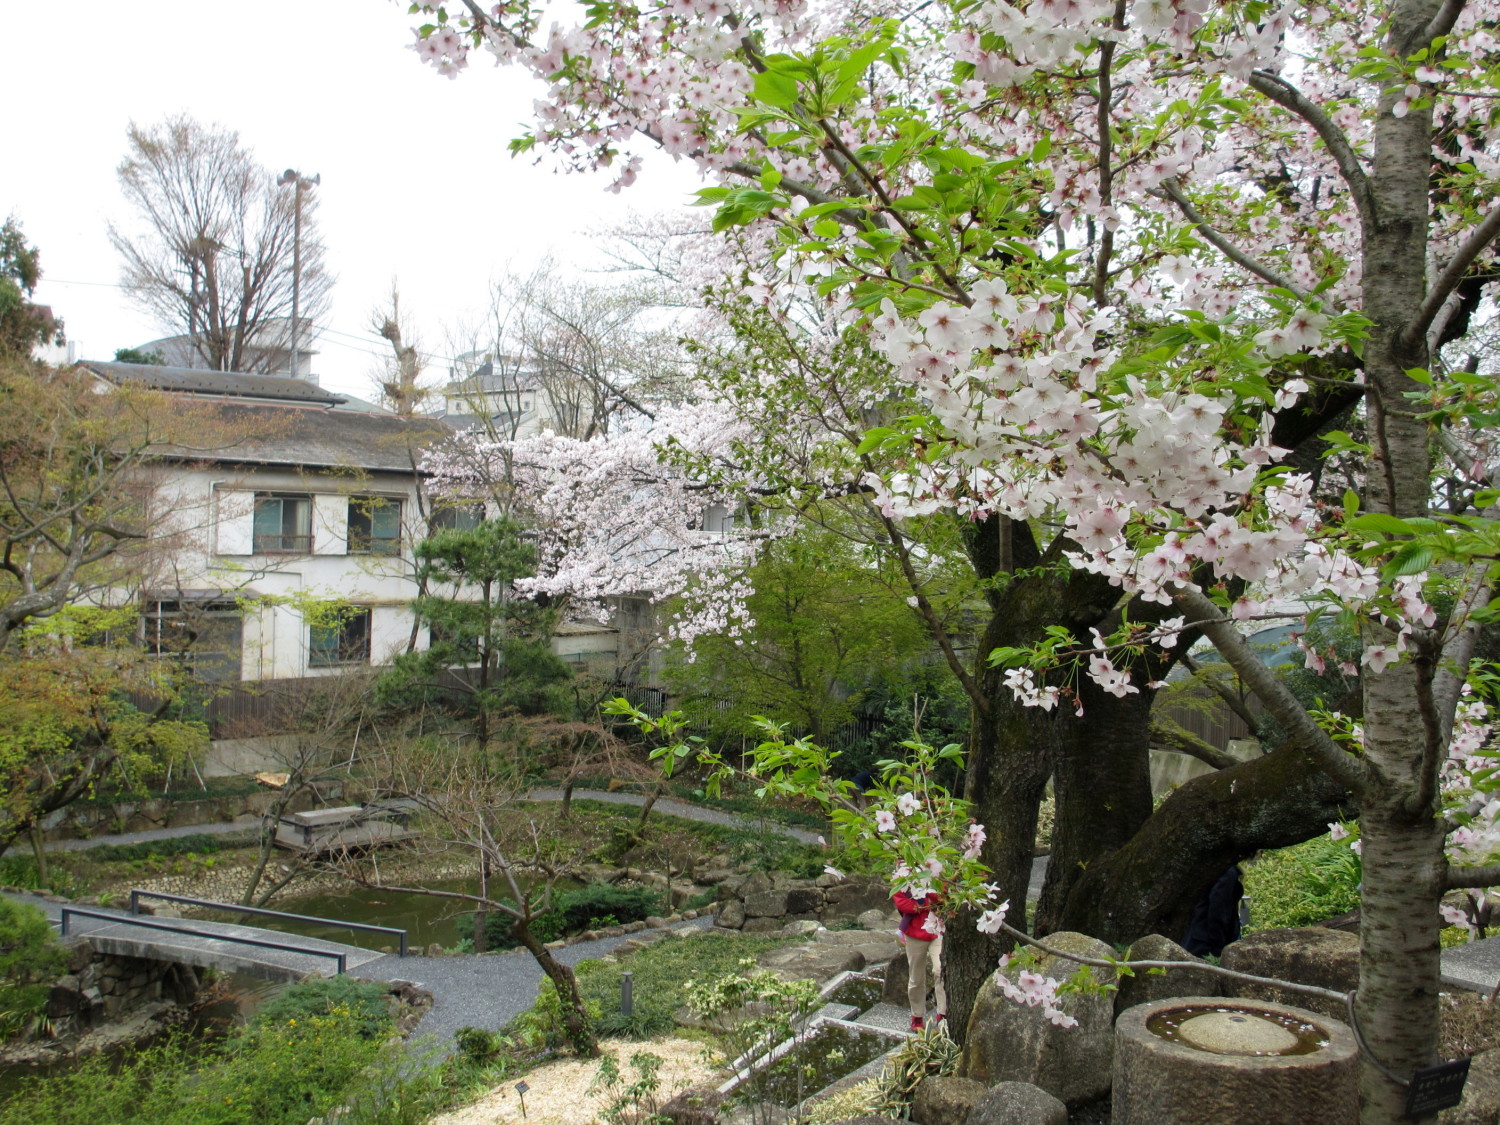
[1353,5,1448,1119]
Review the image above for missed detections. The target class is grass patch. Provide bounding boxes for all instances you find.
[1242,835,1361,931]
[575,930,806,1038]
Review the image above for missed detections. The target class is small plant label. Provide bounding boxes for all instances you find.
[1405,1058,1469,1118]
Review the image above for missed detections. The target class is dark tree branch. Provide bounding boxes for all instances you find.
[1149,716,1241,771]
[1403,204,1500,351]
[1172,585,1366,794]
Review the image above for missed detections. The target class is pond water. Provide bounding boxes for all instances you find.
[825,972,885,1012]
[262,874,581,951]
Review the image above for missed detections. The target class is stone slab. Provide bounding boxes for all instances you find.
[1441,935,1500,993]
[858,1001,918,1034]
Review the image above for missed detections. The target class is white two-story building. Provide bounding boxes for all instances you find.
[84,360,451,684]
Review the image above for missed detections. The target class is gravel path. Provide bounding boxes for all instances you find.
[45,817,263,852]
[359,916,717,1048]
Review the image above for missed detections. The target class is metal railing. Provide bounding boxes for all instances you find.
[128,890,408,957]
[59,907,349,974]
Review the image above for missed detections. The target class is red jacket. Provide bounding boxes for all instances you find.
[894,889,941,942]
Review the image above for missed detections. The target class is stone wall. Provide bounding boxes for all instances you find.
[713,871,892,931]
[45,939,204,1035]
[39,783,345,843]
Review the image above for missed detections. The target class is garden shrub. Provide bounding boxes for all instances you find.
[0,897,66,1034]
[480,883,663,949]
[574,930,804,1038]
[0,1005,395,1125]
[252,975,393,1039]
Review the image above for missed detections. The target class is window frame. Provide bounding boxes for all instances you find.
[252,493,314,554]
[308,608,373,668]
[347,496,402,556]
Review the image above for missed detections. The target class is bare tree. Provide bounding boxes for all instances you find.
[335,730,601,1056]
[109,115,332,374]
[371,283,431,416]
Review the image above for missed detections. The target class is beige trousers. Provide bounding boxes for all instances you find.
[905,933,946,1019]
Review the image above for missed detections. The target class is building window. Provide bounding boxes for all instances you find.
[430,503,483,533]
[309,609,372,667]
[253,494,312,553]
[144,599,243,683]
[348,497,401,555]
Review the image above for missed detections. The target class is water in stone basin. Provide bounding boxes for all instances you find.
[746,1023,896,1108]
[1147,1004,1329,1057]
[825,973,885,1012]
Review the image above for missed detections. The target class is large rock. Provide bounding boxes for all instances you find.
[1440,1046,1500,1124]
[911,1075,988,1125]
[960,932,1118,1107]
[1114,933,1222,1018]
[825,880,894,918]
[1220,927,1358,1022]
[756,944,864,983]
[717,900,746,929]
[740,871,774,897]
[744,890,793,918]
[969,1082,1069,1125]
[857,908,892,930]
[883,951,909,1007]
[786,887,824,915]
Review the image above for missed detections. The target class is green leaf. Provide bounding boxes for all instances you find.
[1342,490,1359,517]
[754,69,800,109]
[1387,541,1436,576]
[1347,513,1414,537]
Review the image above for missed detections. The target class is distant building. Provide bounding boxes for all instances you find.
[131,316,320,384]
[437,354,548,437]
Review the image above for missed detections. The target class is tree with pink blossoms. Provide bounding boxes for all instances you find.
[404,2,1500,1119]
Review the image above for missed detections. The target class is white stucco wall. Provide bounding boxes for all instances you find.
[143,463,428,681]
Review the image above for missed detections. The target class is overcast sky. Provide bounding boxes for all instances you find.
[1,0,702,399]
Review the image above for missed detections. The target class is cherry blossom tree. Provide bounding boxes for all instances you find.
[404,2,1500,1118]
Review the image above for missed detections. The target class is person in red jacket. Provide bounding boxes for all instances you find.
[894,888,947,1032]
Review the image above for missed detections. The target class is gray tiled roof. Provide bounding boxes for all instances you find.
[83,360,346,406]
[166,402,453,474]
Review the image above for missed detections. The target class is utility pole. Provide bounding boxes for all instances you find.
[277,169,320,380]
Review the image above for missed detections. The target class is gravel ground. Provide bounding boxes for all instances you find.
[45,817,263,851]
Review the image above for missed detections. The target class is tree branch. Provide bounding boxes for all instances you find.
[1179,651,1263,731]
[1171,585,1366,794]
[1446,863,1500,890]
[997,920,1352,1005]
[1403,204,1500,351]
[1158,179,1310,300]
[1246,70,1374,223]
[1149,716,1241,771]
